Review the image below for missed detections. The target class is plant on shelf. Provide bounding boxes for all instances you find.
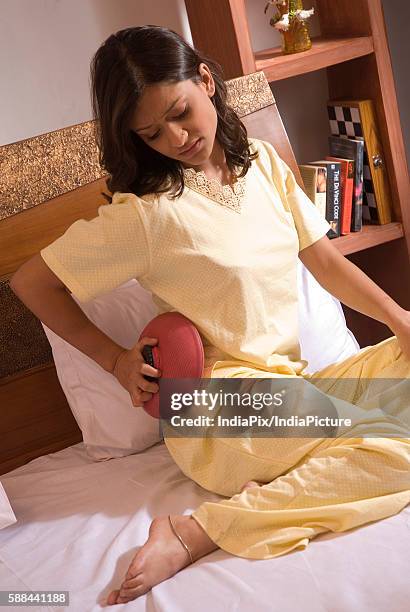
[264,0,314,55]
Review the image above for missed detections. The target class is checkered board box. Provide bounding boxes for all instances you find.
[327,100,392,225]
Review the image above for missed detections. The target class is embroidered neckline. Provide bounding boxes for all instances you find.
[182,166,247,214]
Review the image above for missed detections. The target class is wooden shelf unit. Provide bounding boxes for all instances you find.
[254,35,374,82]
[333,222,404,256]
[184,0,410,347]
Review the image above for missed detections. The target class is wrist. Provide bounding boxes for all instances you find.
[100,345,127,375]
[111,348,128,377]
[384,305,409,334]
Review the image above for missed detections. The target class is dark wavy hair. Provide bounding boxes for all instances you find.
[90,25,258,203]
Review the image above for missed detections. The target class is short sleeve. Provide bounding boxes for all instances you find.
[258,139,332,252]
[40,192,151,302]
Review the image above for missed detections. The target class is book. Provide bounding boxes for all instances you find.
[326,156,354,235]
[298,164,327,220]
[327,100,392,225]
[328,135,364,232]
[307,160,341,239]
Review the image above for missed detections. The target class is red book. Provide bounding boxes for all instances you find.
[326,156,354,235]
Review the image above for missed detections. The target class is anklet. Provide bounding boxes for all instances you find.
[168,515,194,564]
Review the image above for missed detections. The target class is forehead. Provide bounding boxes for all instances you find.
[132,80,196,130]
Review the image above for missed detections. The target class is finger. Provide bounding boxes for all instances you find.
[138,336,158,350]
[140,362,162,378]
[131,391,152,407]
[142,393,154,404]
[137,376,160,394]
[139,391,153,403]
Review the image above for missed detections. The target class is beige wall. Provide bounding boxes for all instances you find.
[1,0,409,171]
[0,0,191,145]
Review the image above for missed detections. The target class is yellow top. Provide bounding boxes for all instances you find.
[40,138,331,375]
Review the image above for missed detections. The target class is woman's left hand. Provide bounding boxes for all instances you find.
[389,310,410,360]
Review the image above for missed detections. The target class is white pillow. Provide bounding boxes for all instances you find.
[42,269,359,460]
[0,482,17,529]
[41,280,162,461]
[297,260,360,374]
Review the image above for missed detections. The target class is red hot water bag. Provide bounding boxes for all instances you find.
[138,312,205,418]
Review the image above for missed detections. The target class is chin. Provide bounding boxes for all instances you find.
[198,138,211,158]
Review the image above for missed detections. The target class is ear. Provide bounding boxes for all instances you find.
[198,62,215,97]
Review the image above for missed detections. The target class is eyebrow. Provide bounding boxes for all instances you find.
[134,97,183,132]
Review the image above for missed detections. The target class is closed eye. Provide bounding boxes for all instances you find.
[146,107,189,141]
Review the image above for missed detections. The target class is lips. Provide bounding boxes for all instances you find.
[181,138,200,154]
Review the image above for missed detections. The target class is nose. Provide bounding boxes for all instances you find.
[166,123,187,148]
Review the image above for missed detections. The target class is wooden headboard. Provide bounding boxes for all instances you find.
[0,71,302,475]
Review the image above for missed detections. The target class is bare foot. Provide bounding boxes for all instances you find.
[106,515,218,605]
[240,480,262,492]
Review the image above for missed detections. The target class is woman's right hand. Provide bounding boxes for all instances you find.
[112,337,161,407]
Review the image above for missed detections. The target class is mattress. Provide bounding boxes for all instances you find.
[0,441,409,612]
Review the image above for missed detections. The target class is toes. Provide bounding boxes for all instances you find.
[126,555,144,580]
[122,573,143,589]
[118,583,149,602]
[106,582,147,606]
[107,590,120,605]
[125,564,143,581]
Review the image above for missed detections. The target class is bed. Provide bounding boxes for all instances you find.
[1,71,409,611]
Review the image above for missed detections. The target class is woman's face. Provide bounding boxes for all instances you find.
[130,63,218,167]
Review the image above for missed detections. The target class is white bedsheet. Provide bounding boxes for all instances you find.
[0,441,409,612]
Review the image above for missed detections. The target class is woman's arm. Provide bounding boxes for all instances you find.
[10,254,125,373]
[299,235,410,356]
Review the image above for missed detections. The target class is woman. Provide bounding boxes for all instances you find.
[11,26,410,605]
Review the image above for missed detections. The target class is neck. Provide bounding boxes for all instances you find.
[181,138,240,189]
[182,138,227,175]
[207,139,227,170]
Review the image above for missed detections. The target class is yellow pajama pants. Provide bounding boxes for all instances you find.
[163,336,410,560]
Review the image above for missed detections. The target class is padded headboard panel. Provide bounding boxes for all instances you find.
[0,71,302,474]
